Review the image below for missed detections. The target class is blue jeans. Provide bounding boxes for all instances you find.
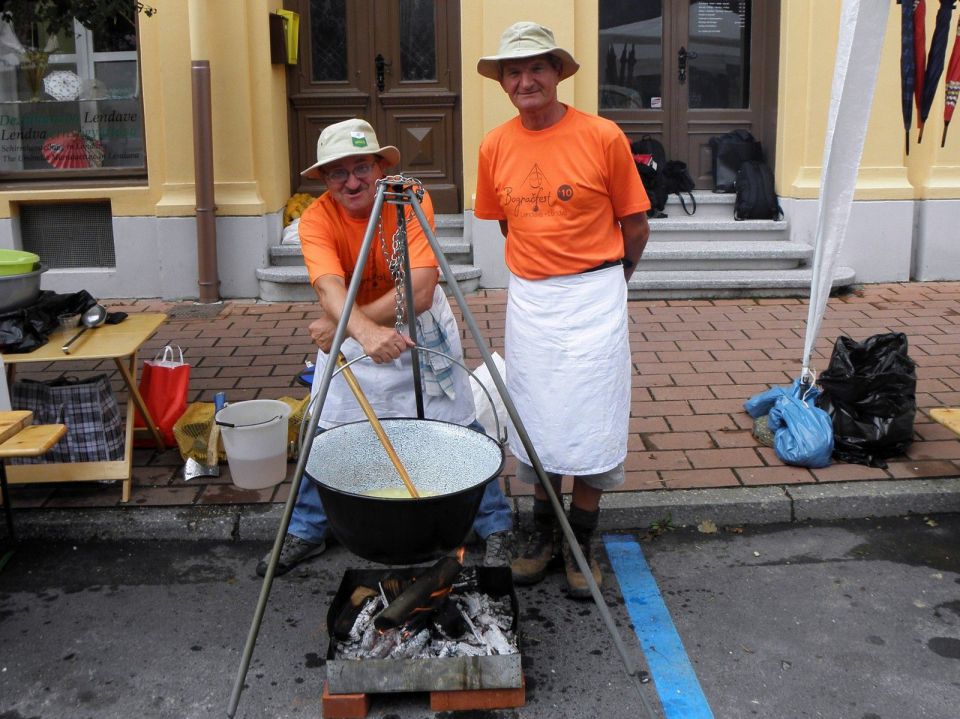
[288,421,513,544]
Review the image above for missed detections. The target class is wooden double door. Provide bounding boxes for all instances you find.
[286,0,463,213]
[599,0,779,188]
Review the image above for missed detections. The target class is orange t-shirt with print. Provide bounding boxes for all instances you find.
[298,190,438,307]
[475,106,650,280]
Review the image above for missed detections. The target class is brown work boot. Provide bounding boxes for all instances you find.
[511,520,561,585]
[563,535,602,599]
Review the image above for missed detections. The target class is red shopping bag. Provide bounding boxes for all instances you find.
[134,345,190,447]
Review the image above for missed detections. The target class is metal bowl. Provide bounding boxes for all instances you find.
[305,418,505,565]
[0,266,44,313]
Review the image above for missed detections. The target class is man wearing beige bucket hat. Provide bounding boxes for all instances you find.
[475,22,651,598]
[256,118,513,576]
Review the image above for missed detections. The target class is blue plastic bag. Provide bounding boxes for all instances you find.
[767,390,833,468]
[744,378,822,419]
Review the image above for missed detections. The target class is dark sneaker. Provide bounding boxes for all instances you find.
[563,538,602,599]
[511,525,561,585]
[483,530,515,568]
[256,534,326,577]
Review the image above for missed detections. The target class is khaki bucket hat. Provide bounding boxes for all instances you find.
[477,21,579,81]
[300,118,400,179]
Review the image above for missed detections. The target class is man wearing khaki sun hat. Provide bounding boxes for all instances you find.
[475,22,651,598]
[256,118,514,577]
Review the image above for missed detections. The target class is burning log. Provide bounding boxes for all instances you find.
[374,556,462,631]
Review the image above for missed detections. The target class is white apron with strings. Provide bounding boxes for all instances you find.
[506,266,630,475]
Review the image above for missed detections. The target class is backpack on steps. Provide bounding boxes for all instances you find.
[631,135,668,218]
[709,129,763,193]
[663,160,697,216]
[734,161,783,221]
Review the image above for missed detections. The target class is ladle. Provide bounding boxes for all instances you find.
[61,304,107,354]
[336,353,419,498]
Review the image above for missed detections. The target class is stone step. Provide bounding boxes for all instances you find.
[268,235,472,267]
[626,266,857,300]
[640,240,812,271]
[647,214,789,242]
[434,214,464,238]
[660,190,737,221]
[255,263,480,302]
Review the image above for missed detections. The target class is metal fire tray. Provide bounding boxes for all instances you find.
[325,565,523,694]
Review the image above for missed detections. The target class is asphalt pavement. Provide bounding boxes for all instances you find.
[1,514,957,719]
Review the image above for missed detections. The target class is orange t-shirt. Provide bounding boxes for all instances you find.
[475,106,650,280]
[298,190,438,307]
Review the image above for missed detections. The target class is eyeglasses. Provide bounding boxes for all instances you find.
[325,162,374,184]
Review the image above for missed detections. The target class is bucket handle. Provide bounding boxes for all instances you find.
[298,346,505,449]
[215,414,284,430]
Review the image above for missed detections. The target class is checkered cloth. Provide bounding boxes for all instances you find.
[10,374,124,463]
[415,310,457,400]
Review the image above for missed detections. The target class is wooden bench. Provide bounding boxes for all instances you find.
[0,411,67,552]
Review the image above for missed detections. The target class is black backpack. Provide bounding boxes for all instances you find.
[630,136,668,218]
[663,160,697,216]
[734,161,783,221]
[709,129,763,193]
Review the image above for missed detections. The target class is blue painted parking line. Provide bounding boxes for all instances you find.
[604,534,714,719]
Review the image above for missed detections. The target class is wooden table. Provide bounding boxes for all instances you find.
[2,313,167,503]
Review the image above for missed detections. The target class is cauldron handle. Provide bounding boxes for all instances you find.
[298,347,505,449]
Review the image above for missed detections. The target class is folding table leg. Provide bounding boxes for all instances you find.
[0,462,15,571]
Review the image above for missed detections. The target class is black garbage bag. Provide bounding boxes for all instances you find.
[816,332,916,468]
[0,290,97,353]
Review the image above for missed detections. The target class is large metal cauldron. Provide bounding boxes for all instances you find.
[305,418,505,565]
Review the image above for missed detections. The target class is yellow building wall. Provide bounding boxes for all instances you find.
[0,0,291,219]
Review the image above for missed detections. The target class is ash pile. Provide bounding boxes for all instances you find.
[330,557,519,661]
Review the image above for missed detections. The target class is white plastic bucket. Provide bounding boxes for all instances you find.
[215,400,292,489]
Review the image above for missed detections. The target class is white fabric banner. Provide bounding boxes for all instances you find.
[801,0,891,378]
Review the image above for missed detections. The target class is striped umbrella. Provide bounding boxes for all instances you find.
[901,0,916,154]
[942,16,960,146]
[918,0,955,143]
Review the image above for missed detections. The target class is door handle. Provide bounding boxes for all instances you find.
[375,53,391,92]
[677,46,698,85]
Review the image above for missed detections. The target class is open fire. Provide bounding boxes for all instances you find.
[330,556,519,662]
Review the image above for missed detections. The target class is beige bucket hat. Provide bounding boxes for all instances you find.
[300,118,400,179]
[477,21,579,82]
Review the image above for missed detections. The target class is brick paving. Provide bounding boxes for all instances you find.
[6,281,960,510]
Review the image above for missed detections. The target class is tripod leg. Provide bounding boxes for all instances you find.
[227,184,390,717]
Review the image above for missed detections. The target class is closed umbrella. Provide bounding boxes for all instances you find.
[918,0,954,143]
[900,0,916,154]
[941,17,960,146]
[915,0,927,120]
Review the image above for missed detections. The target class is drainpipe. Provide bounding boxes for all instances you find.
[189,0,220,302]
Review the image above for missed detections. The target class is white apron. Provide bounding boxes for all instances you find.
[311,286,476,428]
[506,266,630,475]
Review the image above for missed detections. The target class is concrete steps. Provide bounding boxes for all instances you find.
[256,195,857,302]
[256,214,477,301]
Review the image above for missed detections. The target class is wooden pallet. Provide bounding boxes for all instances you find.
[321,676,526,718]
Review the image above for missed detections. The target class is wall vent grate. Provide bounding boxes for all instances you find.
[20,202,116,269]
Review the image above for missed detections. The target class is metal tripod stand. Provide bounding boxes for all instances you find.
[227,176,659,718]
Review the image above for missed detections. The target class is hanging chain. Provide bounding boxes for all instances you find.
[379,212,406,334]
[377,175,425,334]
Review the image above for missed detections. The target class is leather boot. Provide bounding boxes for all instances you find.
[511,505,561,585]
[564,506,601,599]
